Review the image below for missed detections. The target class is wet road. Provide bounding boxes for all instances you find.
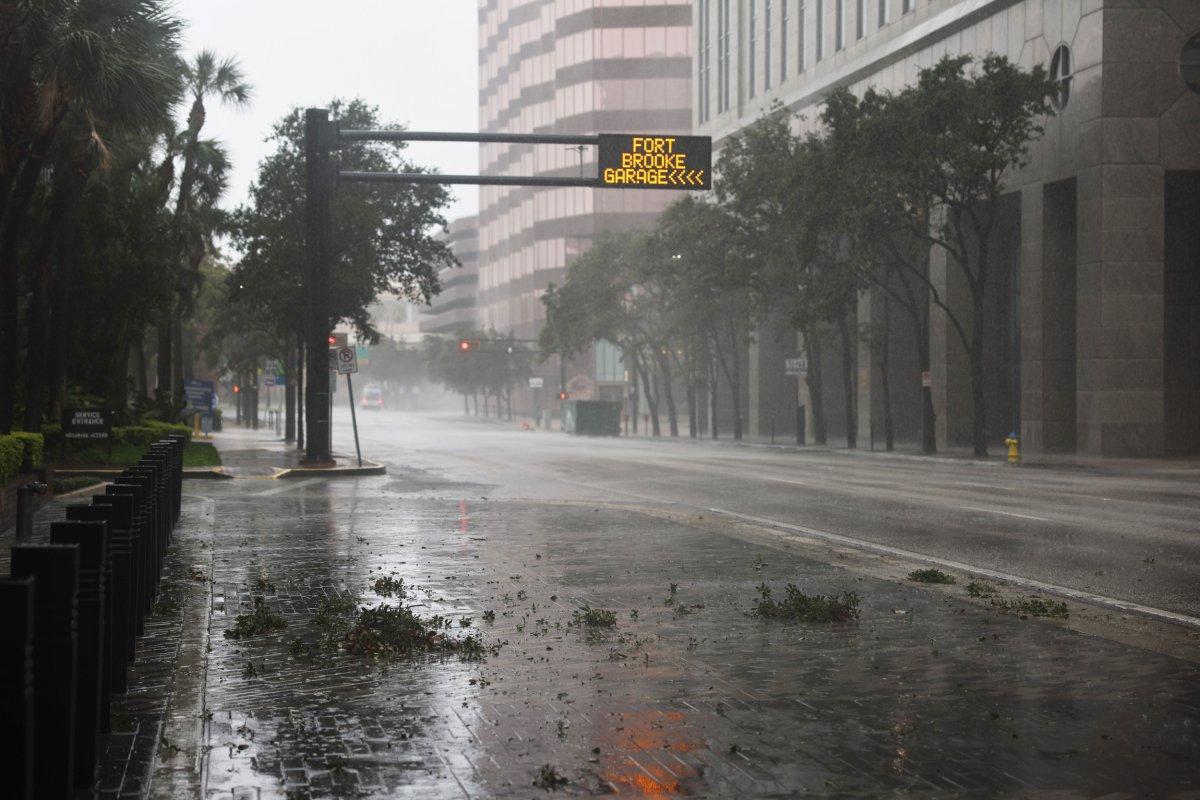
[337,408,1200,621]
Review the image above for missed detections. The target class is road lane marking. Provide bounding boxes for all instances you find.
[955,505,1050,522]
[706,505,1200,630]
[257,477,323,496]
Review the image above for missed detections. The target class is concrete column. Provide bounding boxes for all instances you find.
[856,289,873,448]
[1018,182,1047,453]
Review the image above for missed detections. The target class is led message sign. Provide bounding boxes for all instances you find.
[598,134,711,190]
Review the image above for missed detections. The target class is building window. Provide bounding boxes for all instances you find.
[699,0,710,121]
[878,0,887,26]
[902,0,913,13]
[1049,43,1072,109]
[781,0,789,82]
[749,0,757,97]
[816,0,824,61]
[718,0,731,112]
[798,0,806,71]
[1182,31,1200,95]
[836,0,844,50]
[856,0,865,39]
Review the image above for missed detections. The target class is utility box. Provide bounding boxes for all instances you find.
[562,400,621,436]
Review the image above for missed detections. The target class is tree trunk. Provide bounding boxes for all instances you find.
[637,359,661,436]
[156,305,174,404]
[656,350,679,437]
[685,358,697,439]
[133,331,149,399]
[0,123,64,433]
[297,342,305,449]
[837,315,857,449]
[285,338,297,442]
[804,329,827,445]
[970,296,988,457]
[708,352,719,440]
[878,295,895,452]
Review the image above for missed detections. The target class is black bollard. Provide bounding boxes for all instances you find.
[0,576,36,800]
[118,472,158,598]
[107,482,149,628]
[165,433,187,521]
[65,504,121,711]
[80,496,136,686]
[14,482,48,542]
[150,440,180,526]
[11,544,79,800]
[50,521,107,789]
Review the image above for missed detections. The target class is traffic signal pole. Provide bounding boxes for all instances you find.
[301,111,709,464]
[304,109,336,465]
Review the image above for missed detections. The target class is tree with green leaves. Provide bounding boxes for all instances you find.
[157,50,251,406]
[881,55,1055,456]
[226,99,456,438]
[0,0,184,432]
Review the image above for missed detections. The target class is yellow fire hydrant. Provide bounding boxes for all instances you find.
[1004,433,1020,464]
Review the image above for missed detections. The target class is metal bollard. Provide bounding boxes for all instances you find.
[14,482,48,542]
[50,521,107,789]
[106,483,149,632]
[11,544,80,800]
[77,494,137,685]
[0,576,36,800]
[64,504,119,713]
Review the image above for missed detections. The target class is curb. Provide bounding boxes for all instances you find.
[274,459,387,479]
[52,467,233,480]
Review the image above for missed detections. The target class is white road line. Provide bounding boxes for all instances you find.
[707,505,1200,630]
[956,505,1051,522]
[257,477,323,496]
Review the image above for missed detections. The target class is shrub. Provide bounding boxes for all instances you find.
[909,568,956,585]
[752,583,861,623]
[9,432,44,468]
[0,436,24,485]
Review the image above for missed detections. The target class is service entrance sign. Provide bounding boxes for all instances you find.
[62,408,113,440]
[598,134,711,189]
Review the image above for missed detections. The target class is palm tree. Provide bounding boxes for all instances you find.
[156,50,250,406]
[0,0,182,432]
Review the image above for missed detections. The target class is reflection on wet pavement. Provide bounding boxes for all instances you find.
[181,474,1200,799]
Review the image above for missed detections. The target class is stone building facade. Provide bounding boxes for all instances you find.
[419,215,481,336]
[477,0,694,411]
[694,0,1200,456]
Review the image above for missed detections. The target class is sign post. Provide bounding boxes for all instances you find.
[61,408,114,460]
[785,357,808,445]
[302,116,711,463]
[335,345,363,467]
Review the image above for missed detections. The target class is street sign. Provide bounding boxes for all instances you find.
[529,377,544,388]
[355,344,370,366]
[597,134,711,190]
[183,379,215,410]
[335,345,358,374]
[785,357,807,376]
[61,408,113,440]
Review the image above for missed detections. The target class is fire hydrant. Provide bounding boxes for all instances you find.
[1004,433,1020,464]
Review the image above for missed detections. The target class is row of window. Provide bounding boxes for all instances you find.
[698,0,918,120]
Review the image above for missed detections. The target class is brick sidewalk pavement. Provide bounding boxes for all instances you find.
[109,471,1196,800]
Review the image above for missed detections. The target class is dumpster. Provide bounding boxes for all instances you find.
[561,400,621,436]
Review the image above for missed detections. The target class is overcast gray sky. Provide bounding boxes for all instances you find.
[173,1,480,222]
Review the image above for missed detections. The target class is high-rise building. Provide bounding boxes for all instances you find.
[477,0,693,402]
[419,215,480,335]
[695,0,1200,457]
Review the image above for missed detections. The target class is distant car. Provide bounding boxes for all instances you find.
[361,384,385,410]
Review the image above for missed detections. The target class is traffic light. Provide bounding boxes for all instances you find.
[458,339,479,353]
[558,391,568,401]
[327,335,337,346]
[232,384,240,394]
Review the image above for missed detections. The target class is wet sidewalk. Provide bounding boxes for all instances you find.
[85,463,1195,799]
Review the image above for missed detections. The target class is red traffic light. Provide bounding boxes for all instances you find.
[232,384,240,394]
[458,339,479,352]
[558,391,568,401]
[327,335,337,346]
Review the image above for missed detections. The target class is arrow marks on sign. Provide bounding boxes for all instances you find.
[685,169,705,186]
